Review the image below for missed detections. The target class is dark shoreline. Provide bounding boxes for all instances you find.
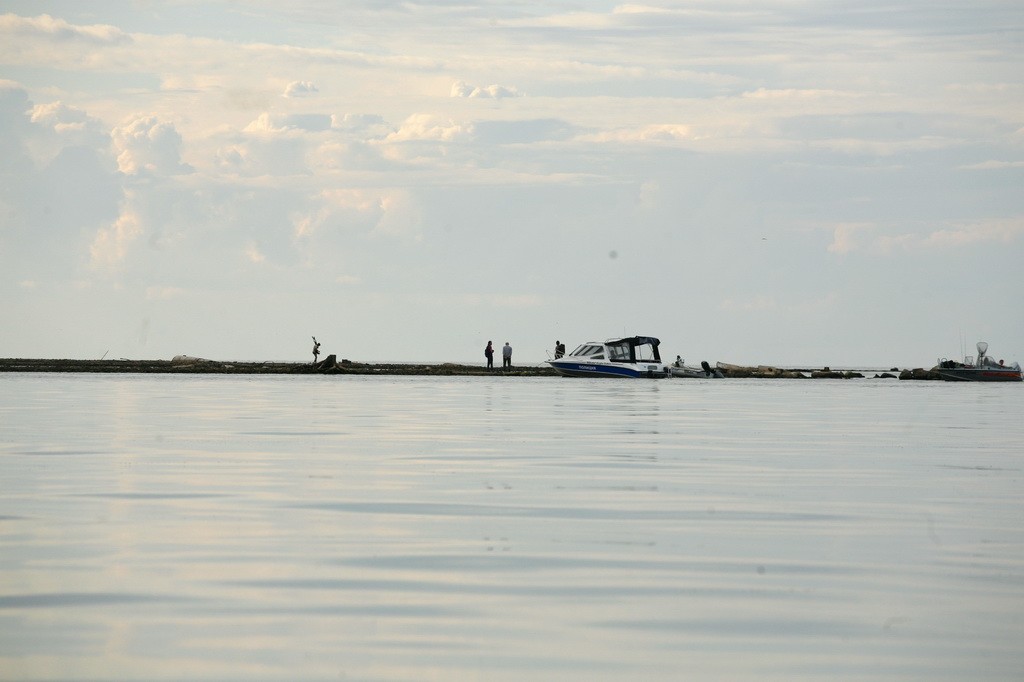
[0,357,934,379]
[0,357,559,376]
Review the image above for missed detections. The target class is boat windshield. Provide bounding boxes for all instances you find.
[608,342,632,362]
[569,344,605,359]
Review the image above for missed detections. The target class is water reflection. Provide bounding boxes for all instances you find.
[1,375,1023,680]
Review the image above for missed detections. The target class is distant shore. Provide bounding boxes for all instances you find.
[0,357,559,376]
[0,357,937,379]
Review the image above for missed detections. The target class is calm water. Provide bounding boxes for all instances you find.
[1,374,1022,680]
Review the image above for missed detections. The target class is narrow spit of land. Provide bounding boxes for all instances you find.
[0,357,930,378]
[0,357,559,377]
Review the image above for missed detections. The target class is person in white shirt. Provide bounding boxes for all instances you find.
[502,342,512,369]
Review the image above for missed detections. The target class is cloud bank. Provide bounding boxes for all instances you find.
[0,4,1021,365]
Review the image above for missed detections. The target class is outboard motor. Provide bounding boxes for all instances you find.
[701,360,712,376]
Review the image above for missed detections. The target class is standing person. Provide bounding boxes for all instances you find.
[312,336,321,365]
[502,341,512,369]
[485,341,494,370]
[555,340,565,359]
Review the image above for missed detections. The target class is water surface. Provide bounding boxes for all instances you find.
[1,374,1022,680]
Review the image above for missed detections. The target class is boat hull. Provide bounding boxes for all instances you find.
[934,368,1022,382]
[549,361,670,379]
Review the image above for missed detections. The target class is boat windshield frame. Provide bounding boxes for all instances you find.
[606,336,662,364]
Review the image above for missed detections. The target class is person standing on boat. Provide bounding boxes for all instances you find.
[554,341,565,359]
[485,341,494,370]
[502,341,512,369]
[312,336,321,365]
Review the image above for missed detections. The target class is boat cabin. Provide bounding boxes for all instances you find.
[569,336,664,363]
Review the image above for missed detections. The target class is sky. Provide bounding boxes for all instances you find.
[1,1,1022,367]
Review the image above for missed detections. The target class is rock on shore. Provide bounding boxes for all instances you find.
[714,363,868,379]
[898,367,942,380]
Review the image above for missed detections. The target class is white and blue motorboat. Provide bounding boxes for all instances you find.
[547,336,671,378]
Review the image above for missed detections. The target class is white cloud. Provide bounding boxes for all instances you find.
[450,80,522,99]
[90,205,142,269]
[372,190,422,242]
[613,5,675,16]
[830,218,1024,256]
[872,233,919,256]
[922,219,1024,248]
[215,145,247,169]
[742,88,847,101]
[214,133,311,176]
[0,13,129,44]
[31,101,87,127]
[636,180,659,210]
[808,136,960,156]
[283,80,319,98]
[243,112,332,134]
[321,188,383,214]
[959,160,1024,170]
[245,243,267,264]
[292,188,402,242]
[28,101,109,155]
[289,187,420,243]
[331,113,392,136]
[581,124,692,143]
[112,115,193,176]
[828,223,873,254]
[385,114,467,142]
[243,111,296,132]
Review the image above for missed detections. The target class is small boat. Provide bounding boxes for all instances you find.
[670,356,723,378]
[547,336,671,378]
[933,342,1022,382]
